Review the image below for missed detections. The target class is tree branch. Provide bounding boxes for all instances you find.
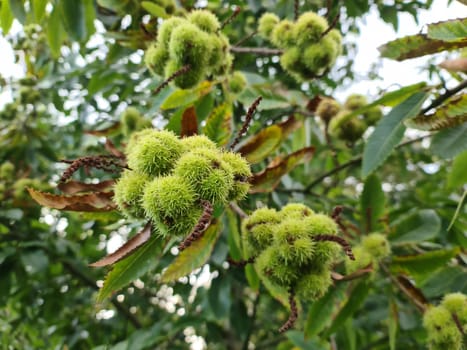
[230,47,284,55]
[420,79,467,114]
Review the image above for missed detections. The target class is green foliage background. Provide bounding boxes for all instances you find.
[0,0,466,349]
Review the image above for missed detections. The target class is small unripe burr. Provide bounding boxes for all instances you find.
[113,170,150,218]
[258,13,280,40]
[126,129,184,177]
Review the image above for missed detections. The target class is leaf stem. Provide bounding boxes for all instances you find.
[420,79,467,114]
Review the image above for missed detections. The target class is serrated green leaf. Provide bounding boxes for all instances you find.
[362,92,428,177]
[447,189,466,231]
[0,0,13,34]
[208,275,231,319]
[203,103,232,147]
[60,0,85,41]
[361,174,386,233]
[47,5,66,58]
[379,33,467,61]
[431,123,467,158]
[390,209,441,244]
[391,248,460,284]
[305,284,346,338]
[428,17,467,42]
[325,281,371,336]
[141,1,168,18]
[161,81,213,110]
[422,266,467,298]
[237,125,282,164]
[448,151,467,189]
[406,93,467,131]
[97,234,166,302]
[160,222,221,283]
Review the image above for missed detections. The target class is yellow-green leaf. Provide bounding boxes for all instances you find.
[160,222,221,283]
[32,0,47,22]
[1,0,14,34]
[47,5,66,58]
[428,17,467,42]
[379,33,467,61]
[406,93,467,131]
[203,103,232,147]
[391,248,461,284]
[360,174,385,233]
[447,151,467,189]
[141,1,168,18]
[161,81,213,110]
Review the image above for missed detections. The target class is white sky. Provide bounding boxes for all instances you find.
[0,1,465,104]
[340,0,466,99]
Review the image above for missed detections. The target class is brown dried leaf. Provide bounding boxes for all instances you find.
[181,106,198,137]
[439,57,467,72]
[306,95,323,112]
[238,125,282,164]
[58,180,116,195]
[277,115,302,137]
[396,275,428,311]
[90,222,152,267]
[250,147,315,193]
[28,188,116,212]
[105,138,125,159]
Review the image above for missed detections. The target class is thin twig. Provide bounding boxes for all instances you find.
[304,134,431,192]
[229,202,249,219]
[451,312,465,336]
[234,30,258,47]
[178,200,213,251]
[313,234,355,260]
[229,47,284,55]
[420,79,467,114]
[220,6,241,31]
[319,13,340,40]
[154,65,191,96]
[230,96,262,150]
[294,0,300,21]
[379,263,428,313]
[279,288,298,333]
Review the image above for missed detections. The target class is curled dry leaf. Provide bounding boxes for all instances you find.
[439,57,467,72]
[250,146,315,193]
[105,138,126,159]
[57,179,116,195]
[181,106,198,137]
[90,222,152,267]
[27,188,116,212]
